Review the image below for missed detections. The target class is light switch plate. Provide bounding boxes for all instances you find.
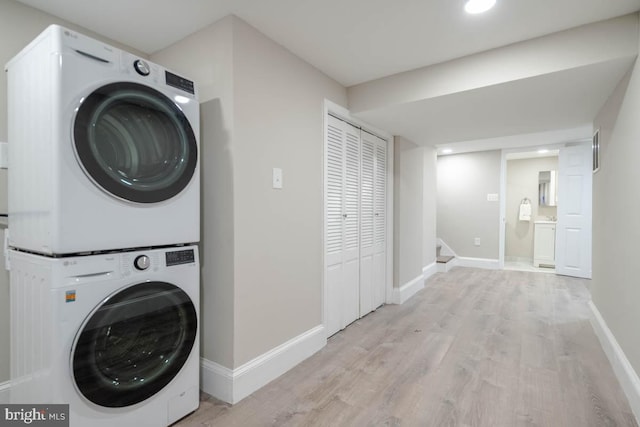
[272,168,283,189]
[487,193,499,202]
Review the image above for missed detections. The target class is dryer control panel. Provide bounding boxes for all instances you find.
[166,249,196,266]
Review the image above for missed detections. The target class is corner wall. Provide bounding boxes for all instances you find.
[423,146,437,268]
[592,48,640,414]
[151,15,348,400]
[393,137,424,289]
[151,14,237,370]
[231,17,347,366]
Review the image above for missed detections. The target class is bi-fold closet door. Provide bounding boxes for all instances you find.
[325,114,387,337]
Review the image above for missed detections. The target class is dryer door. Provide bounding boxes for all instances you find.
[72,282,197,408]
[74,82,198,203]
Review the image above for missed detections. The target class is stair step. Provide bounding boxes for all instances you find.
[437,255,455,264]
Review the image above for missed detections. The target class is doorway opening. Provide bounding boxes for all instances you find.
[503,149,559,273]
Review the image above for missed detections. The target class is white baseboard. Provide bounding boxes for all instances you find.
[437,256,459,273]
[588,301,640,424]
[201,324,326,404]
[423,261,437,282]
[505,256,532,264]
[392,274,424,305]
[457,257,500,270]
[0,380,9,404]
[200,358,234,404]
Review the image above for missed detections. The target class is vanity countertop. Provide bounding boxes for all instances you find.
[534,219,557,224]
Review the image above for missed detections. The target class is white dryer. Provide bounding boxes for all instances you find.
[6,25,200,255]
[9,246,200,426]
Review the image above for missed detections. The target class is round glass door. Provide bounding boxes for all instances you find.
[72,282,197,408]
[74,82,197,203]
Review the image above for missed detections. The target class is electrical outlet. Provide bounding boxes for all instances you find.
[474,237,481,246]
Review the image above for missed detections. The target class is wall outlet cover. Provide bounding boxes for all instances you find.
[272,167,283,189]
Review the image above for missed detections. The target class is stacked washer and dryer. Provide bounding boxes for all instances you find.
[5,25,201,426]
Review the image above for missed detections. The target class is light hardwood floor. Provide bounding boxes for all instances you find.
[177,267,637,427]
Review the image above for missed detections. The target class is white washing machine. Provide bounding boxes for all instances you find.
[6,25,200,255]
[9,246,200,427]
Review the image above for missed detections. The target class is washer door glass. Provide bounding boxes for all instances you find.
[72,282,197,408]
[74,82,197,203]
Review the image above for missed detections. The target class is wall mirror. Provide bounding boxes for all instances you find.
[538,170,558,206]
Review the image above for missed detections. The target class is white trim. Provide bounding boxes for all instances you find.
[200,358,233,404]
[422,261,437,282]
[436,238,456,257]
[456,257,500,270]
[505,256,533,263]
[0,380,10,404]
[391,274,424,305]
[588,301,640,424]
[201,325,326,404]
[437,256,459,273]
[499,143,565,270]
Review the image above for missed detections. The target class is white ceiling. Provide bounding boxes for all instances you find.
[14,0,640,148]
[356,57,635,145]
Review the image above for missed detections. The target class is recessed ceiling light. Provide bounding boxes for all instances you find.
[465,0,496,14]
[442,148,453,154]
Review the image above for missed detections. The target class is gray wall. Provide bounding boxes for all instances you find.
[0,0,148,384]
[592,53,640,374]
[231,18,347,366]
[505,156,558,261]
[423,147,437,267]
[152,16,348,368]
[437,150,501,259]
[393,137,424,287]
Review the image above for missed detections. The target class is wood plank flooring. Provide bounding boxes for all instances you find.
[177,267,637,427]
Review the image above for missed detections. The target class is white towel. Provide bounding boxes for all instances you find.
[519,203,532,221]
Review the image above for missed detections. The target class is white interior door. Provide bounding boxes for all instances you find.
[359,131,387,316]
[556,142,592,279]
[325,115,360,336]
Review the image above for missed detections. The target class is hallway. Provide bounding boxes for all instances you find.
[179,268,635,426]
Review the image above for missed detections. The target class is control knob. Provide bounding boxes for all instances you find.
[134,255,150,271]
[133,59,150,76]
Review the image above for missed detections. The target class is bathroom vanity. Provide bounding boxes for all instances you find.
[534,220,556,268]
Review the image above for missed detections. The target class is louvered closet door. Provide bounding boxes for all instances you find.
[325,115,360,336]
[360,131,387,316]
[372,135,387,309]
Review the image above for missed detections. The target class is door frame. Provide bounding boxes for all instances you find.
[322,99,394,336]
